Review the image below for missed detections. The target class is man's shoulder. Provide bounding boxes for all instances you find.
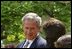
[35,36,47,48]
[37,36,47,44]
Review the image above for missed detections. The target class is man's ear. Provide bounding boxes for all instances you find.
[39,27,42,32]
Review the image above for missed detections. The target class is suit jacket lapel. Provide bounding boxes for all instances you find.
[20,40,26,48]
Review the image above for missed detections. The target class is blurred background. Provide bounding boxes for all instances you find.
[1,1,71,48]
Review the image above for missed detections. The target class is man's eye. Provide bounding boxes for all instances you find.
[31,28,35,29]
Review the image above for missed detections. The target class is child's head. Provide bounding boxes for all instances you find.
[54,35,71,48]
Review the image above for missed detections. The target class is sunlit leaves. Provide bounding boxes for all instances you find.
[7,35,15,42]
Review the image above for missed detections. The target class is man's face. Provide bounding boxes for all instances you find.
[23,20,39,40]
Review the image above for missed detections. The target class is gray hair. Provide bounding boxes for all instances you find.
[22,12,42,27]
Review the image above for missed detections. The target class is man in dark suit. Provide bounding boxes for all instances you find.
[16,13,47,48]
[17,35,47,48]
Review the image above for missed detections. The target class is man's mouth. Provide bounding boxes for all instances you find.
[27,34,33,36]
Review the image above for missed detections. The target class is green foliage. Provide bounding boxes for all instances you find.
[1,1,71,45]
[7,35,15,41]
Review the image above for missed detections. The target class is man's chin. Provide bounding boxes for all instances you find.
[27,37,34,40]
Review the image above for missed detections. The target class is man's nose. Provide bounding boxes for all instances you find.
[27,29,31,34]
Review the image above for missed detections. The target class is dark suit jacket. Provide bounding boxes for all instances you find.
[16,36,47,48]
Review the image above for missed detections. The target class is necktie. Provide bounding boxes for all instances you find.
[24,41,29,48]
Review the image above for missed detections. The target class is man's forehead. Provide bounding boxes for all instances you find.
[24,19,37,24]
